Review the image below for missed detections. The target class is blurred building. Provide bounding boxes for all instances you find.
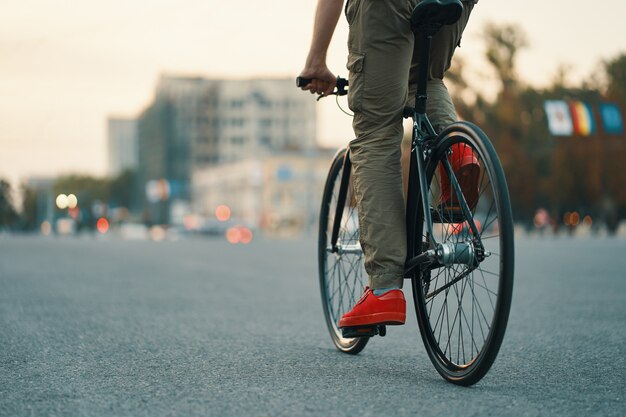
[217,79,317,162]
[192,151,335,237]
[135,76,215,222]
[107,118,138,176]
[135,75,316,224]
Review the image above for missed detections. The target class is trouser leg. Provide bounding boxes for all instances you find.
[345,0,417,290]
[345,0,474,290]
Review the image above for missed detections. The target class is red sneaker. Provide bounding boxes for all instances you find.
[338,287,406,328]
[439,143,480,211]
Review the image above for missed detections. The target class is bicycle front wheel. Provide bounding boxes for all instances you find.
[318,148,369,354]
[412,122,514,385]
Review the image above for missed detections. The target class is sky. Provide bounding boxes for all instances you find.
[2,0,625,185]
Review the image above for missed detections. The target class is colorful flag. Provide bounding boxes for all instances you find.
[599,103,624,135]
[544,100,573,136]
[568,101,596,136]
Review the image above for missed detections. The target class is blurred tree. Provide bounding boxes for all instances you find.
[447,56,477,122]
[19,183,39,231]
[551,64,574,90]
[600,53,626,230]
[108,169,135,208]
[483,22,528,94]
[0,179,19,229]
[479,23,536,222]
[603,53,626,100]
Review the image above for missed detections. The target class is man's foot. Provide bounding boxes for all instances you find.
[439,143,480,211]
[338,287,406,328]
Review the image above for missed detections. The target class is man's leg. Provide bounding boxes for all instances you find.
[345,0,417,291]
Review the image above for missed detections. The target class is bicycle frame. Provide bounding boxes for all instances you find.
[406,29,440,255]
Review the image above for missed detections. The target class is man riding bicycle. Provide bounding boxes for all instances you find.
[299,0,479,330]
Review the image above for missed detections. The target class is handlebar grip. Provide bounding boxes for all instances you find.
[296,77,312,88]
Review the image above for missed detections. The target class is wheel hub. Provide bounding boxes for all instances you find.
[436,241,475,266]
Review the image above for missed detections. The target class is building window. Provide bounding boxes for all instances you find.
[231,136,245,145]
[251,91,271,108]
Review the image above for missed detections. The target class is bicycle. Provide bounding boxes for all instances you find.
[297,0,514,386]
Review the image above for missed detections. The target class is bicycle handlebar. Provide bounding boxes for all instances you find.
[296,76,349,98]
[295,77,313,88]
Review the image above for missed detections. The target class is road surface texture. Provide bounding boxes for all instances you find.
[1,234,624,416]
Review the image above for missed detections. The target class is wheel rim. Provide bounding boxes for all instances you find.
[416,132,510,372]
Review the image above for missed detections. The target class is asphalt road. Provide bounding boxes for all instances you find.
[1,234,625,416]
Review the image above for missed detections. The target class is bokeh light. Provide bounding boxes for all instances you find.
[67,194,78,209]
[240,227,253,244]
[564,211,581,226]
[533,208,549,228]
[96,217,109,234]
[40,221,52,236]
[226,227,241,244]
[68,207,80,220]
[149,225,166,241]
[183,214,201,231]
[215,205,231,222]
[56,194,68,209]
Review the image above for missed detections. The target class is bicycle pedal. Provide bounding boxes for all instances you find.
[341,325,386,338]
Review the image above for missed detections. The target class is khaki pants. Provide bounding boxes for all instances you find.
[345,0,474,289]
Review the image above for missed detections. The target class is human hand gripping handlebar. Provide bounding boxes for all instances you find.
[296,76,349,100]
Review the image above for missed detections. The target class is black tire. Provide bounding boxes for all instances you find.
[411,122,514,385]
[318,149,369,354]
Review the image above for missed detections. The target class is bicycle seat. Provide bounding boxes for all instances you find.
[411,0,463,33]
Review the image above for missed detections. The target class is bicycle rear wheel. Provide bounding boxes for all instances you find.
[318,149,369,354]
[411,122,514,385]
